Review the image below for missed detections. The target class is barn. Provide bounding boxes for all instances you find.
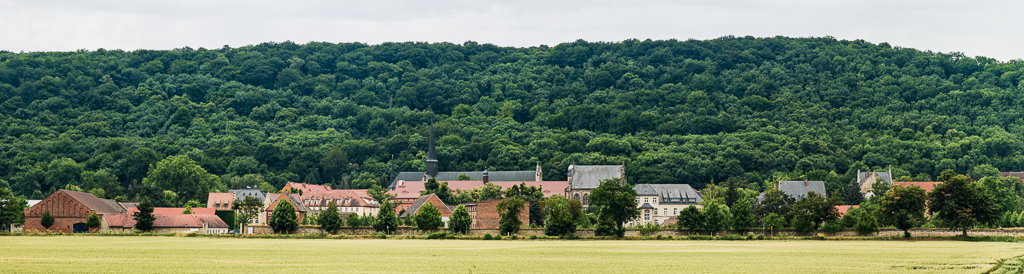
[23,190,129,233]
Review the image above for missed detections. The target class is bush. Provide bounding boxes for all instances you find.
[792,213,816,234]
[483,234,493,240]
[426,232,447,239]
[346,213,361,228]
[638,222,662,236]
[447,205,472,234]
[745,234,753,240]
[318,202,343,234]
[822,219,844,234]
[717,234,743,240]
[855,210,879,235]
[560,233,578,240]
[269,198,298,234]
[509,235,518,240]
[529,235,538,240]
[86,213,101,230]
[494,235,502,240]
[415,203,443,231]
[755,234,765,240]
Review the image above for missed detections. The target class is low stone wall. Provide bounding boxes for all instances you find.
[246,225,1024,238]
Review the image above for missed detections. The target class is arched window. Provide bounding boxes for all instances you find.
[574,193,580,201]
[583,194,589,205]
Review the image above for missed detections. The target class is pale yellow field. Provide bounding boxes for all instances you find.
[0,236,1021,273]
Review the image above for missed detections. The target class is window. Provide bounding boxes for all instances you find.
[673,208,678,215]
[663,208,667,216]
[636,198,640,204]
[644,212,650,220]
[583,194,589,205]
[644,198,649,203]
[653,198,657,203]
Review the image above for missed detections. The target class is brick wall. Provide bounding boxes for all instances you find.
[471,199,530,229]
[23,191,95,233]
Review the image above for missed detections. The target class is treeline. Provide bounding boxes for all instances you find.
[2,36,1024,204]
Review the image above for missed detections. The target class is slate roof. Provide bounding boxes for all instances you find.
[400,194,451,218]
[776,180,826,200]
[266,193,308,212]
[229,189,266,203]
[569,165,625,190]
[60,190,128,214]
[858,171,893,185]
[639,203,655,209]
[389,171,537,189]
[633,184,703,204]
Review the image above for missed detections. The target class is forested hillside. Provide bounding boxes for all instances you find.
[2,36,1023,205]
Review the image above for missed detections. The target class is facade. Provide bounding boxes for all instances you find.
[24,190,128,233]
[760,180,827,201]
[390,179,569,213]
[855,168,893,198]
[461,199,530,230]
[400,194,453,220]
[229,188,266,203]
[300,189,379,217]
[261,193,308,225]
[206,193,235,210]
[565,164,627,208]
[105,208,229,234]
[629,184,703,226]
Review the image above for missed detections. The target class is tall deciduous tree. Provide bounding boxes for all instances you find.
[754,188,794,225]
[232,196,264,232]
[928,170,1000,236]
[0,188,26,232]
[133,200,155,232]
[374,199,399,234]
[876,185,926,237]
[142,155,220,204]
[318,202,343,234]
[730,196,756,233]
[590,178,639,237]
[269,198,298,234]
[789,191,839,231]
[677,205,704,233]
[497,197,525,235]
[544,195,582,236]
[415,203,443,231]
[448,205,472,234]
[703,200,732,236]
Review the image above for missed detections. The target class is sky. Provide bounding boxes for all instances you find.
[1,0,1021,61]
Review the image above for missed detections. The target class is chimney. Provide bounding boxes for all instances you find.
[482,168,489,184]
[805,180,808,186]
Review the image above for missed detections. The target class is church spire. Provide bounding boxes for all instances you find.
[425,113,439,178]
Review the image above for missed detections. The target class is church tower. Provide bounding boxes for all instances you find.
[425,114,439,178]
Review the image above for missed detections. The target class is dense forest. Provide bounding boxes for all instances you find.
[2,36,1023,205]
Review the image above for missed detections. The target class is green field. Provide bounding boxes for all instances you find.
[0,236,1021,273]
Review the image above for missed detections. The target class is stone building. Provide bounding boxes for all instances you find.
[629,184,703,226]
[565,163,627,208]
[855,168,893,199]
[23,190,129,233]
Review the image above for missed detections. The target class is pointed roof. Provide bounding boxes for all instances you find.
[52,190,127,214]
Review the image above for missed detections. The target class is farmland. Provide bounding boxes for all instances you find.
[0,237,1021,273]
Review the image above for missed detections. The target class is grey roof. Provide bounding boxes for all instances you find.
[388,170,536,189]
[61,190,127,214]
[776,181,826,200]
[229,189,266,203]
[569,165,625,190]
[858,172,893,185]
[400,194,446,218]
[639,203,655,209]
[633,184,703,204]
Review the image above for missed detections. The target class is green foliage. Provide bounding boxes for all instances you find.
[142,155,220,205]
[0,188,26,229]
[544,195,582,236]
[638,222,662,236]
[842,207,860,228]
[133,200,155,232]
[232,196,263,230]
[373,199,399,234]
[929,170,1000,236]
[426,232,447,239]
[497,197,525,235]
[415,203,443,231]
[318,202,343,234]
[730,196,755,233]
[763,213,785,236]
[677,205,704,233]
[590,178,639,237]
[86,213,101,229]
[215,210,236,230]
[703,200,732,235]
[855,208,880,235]
[346,212,361,228]
[269,198,298,234]
[876,184,927,236]
[822,219,844,234]
[754,188,793,225]
[456,174,471,181]
[447,205,472,234]
[789,191,840,231]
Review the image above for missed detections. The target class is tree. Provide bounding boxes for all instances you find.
[415,203,443,231]
[346,212,362,227]
[869,180,891,203]
[318,202,343,234]
[763,213,785,236]
[497,197,525,235]
[544,195,583,236]
[232,196,264,232]
[789,191,839,231]
[0,188,26,232]
[676,205,704,233]
[854,208,879,235]
[41,211,55,230]
[456,174,472,180]
[842,207,861,228]
[703,201,732,236]
[373,199,399,234]
[133,200,155,232]
[269,198,298,234]
[142,155,220,204]
[822,219,844,234]
[448,205,472,234]
[754,188,794,225]
[730,196,756,233]
[844,182,864,205]
[875,185,926,237]
[86,212,101,232]
[928,170,999,236]
[589,178,639,237]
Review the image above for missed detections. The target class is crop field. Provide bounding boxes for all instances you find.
[0,236,1022,273]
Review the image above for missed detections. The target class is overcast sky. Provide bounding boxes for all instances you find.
[1,0,1021,60]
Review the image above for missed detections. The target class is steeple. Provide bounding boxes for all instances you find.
[425,113,439,178]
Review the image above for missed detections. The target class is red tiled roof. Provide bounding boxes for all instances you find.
[282,182,332,193]
[893,182,942,193]
[105,208,228,229]
[836,205,859,217]
[267,193,308,212]
[206,193,235,210]
[299,190,379,208]
[388,180,569,200]
[153,207,216,215]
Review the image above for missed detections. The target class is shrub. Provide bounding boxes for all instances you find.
[483,234,493,240]
[822,219,844,234]
[415,203,443,231]
[509,235,518,240]
[529,235,538,240]
[318,202,343,234]
[745,234,753,240]
[560,233,578,240]
[40,211,54,230]
[638,222,662,236]
[494,235,502,240]
[717,234,743,241]
[755,234,765,240]
[426,232,447,239]
[269,198,298,234]
[346,213,361,228]
[855,210,879,235]
[86,213,102,230]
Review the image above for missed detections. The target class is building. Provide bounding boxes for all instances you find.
[260,193,308,225]
[399,194,453,225]
[282,182,333,194]
[390,178,568,213]
[854,168,893,198]
[629,184,703,226]
[565,163,627,208]
[761,180,827,201]
[461,199,530,230]
[24,190,129,233]
[300,189,379,217]
[206,193,235,210]
[388,117,543,190]
[229,188,266,203]
[105,208,229,234]
[893,181,942,193]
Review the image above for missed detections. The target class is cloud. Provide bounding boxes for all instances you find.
[1,0,1021,60]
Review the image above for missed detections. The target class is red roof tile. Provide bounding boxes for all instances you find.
[206,193,235,210]
[153,207,216,215]
[835,205,859,218]
[388,180,569,200]
[893,182,942,193]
